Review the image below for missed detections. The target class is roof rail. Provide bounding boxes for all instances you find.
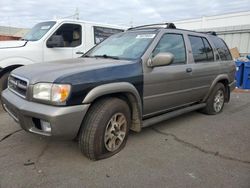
[128,23,176,30]
[200,31,217,36]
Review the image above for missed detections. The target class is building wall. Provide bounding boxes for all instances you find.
[0,26,29,38]
[174,11,250,56]
[174,11,250,30]
[0,35,21,41]
[215,25,250,57]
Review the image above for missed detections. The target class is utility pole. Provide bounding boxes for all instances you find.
[75,8,79,20]
[62,8,79,20]
[129,17,134,27]
[8,16,11,36]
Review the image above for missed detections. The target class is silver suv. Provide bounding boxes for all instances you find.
[1,23,236,160]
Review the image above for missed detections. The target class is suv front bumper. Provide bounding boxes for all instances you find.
[1,89,90,139]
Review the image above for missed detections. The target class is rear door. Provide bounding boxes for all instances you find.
[143,32,198,117]
[186,35,220,101]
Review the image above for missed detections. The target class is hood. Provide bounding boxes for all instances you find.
[12,57,135,84]
[0,40,27,49]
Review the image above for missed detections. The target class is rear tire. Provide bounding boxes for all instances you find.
[201,83,225,115]
[0,72,10,94]
[79,97,131,160]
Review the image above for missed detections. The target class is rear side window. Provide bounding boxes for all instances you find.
[93,26,124,44]
[210,36,232,61]
[202,38,214,61]
[188,36,214,63]
[152,33,186,64]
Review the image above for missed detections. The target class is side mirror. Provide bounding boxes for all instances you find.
[47,35,64,48]
[148,52,175,67]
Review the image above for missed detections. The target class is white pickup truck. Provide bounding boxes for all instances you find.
[0,19,125,92]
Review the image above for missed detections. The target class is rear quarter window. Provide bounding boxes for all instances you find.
[210,36,232,61]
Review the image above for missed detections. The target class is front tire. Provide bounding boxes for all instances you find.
[79,97,131,160]
[202,83,225,115]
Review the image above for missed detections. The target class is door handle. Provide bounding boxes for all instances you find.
[186,68,192,73]
[76,51,84,55]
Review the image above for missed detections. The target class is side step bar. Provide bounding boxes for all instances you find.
[142,103,206,128]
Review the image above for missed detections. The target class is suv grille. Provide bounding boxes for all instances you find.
[8,75,28,98]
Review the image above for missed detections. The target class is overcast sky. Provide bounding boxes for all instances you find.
[0,0,250,28]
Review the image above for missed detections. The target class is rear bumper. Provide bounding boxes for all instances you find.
[1,89,90,139]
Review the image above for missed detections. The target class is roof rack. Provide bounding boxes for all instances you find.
[200,31,217,36]
[128,23,176,30]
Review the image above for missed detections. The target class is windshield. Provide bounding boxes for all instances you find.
[86,31,157,60]
[22,21,56,41]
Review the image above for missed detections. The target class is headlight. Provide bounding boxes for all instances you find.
[33,83,71,103]
[33,83,51,101]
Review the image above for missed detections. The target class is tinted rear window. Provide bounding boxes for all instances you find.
[210,36,232,61]
[202,38,214,61]
[188,36,214,63]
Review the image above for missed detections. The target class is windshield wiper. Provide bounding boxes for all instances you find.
[94,54,120,60]
[82,54,91,58]
[20,38,28,41]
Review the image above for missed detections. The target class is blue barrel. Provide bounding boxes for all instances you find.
[242,62,250,89]
[235,61,244,88]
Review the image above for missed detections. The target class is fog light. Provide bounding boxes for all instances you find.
[40,120,51,133]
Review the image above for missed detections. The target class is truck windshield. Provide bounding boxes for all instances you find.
[22,21,56,41]
[86,31,157,60]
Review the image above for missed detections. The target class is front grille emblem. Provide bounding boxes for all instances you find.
[8,75,28,98]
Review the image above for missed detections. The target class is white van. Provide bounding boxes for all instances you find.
[0,19,125,92]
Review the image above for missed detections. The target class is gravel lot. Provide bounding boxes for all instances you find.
[0,92,250,188]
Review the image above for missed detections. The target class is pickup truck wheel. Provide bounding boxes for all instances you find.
[0,72,10,94]
[202,83,225,115]
[79,98,131,160]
